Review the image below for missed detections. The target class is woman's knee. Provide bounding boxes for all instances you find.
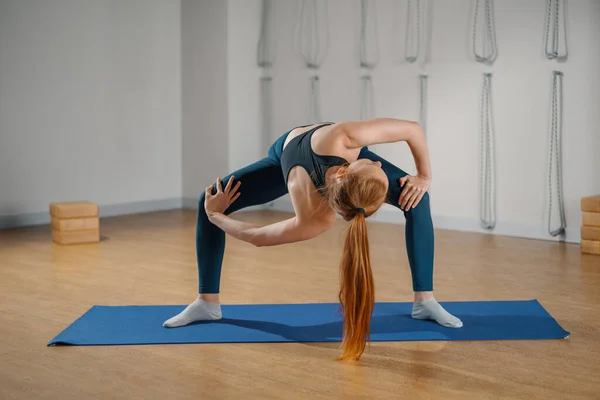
[404,191,431,215]
[197,192,209,220]
[420,191,430,206]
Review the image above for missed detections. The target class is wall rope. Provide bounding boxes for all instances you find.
[257,0,275,68]
[309,76,322,123]
[405,0,421,64]
[419,74,428,136]
[479,73,496,230]
[544,0,568,60]
[360,75,374,120]
[295,0,329,123]
[472,0,498,64]
[359,0,379,69]
[257,0,276,153]
[359,0,378,120]
[547,71,566,237]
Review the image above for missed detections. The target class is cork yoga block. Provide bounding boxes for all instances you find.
[582,212,600,227]
[49,201,98,219]
[580,240,600,255]
[51,216,99,231]
[49,201,100,245]
[581,195,600,213]
[52,229,100,245]
[581,226,600,241]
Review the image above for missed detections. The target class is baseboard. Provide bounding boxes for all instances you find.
[0,211,50,230]
[2,196,579,244]
[100,198,183,218]
[0,198,183,230]
[182,197,199,210]
[269,199,580,244]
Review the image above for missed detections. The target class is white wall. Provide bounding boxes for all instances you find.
[255,0,600,243]
[183,0,269,204]
[227,0,264,173]
[181,0,229,204]
[2,0,597,243]
[0,0,182,227]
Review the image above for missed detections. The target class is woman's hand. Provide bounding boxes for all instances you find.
[205,176,241,218]
[398,175,430,210]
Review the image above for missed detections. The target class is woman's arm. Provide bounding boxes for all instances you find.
[207,213,325,247]
[403,123,431,180]
[204,176,330,247]
[341,118,431,179]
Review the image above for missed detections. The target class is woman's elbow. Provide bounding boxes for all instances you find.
[242,228,264,247]
[249,233,266,247]
[411,121,425,136]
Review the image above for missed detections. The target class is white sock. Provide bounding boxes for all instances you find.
[163,298,222,328]
[412,298,463,328]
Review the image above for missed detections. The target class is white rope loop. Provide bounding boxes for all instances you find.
[472,0,498,64]
[294,0,329,123]
[359,0,379,69]
[295,0,329,69]
[405,0,421,64]
[358,0,377,121]
[419,74,428,136]
[295,1,329,123]
[479,73,496,230]
[257,1,275,153]
[257,0,275,68]
[544,0,568,60]
[547,71,566,237]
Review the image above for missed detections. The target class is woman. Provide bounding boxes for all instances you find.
[163,118,462,361]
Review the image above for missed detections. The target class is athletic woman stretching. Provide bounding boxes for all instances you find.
[163,118,462,361]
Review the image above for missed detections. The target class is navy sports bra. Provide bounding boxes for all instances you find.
[280,123,349,189]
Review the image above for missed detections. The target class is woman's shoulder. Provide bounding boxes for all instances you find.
[282,123,327,151]
[287,178,337,228]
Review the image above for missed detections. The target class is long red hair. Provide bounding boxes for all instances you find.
[323,167,387,361]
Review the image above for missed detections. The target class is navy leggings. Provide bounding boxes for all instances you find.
[196,130,434,293]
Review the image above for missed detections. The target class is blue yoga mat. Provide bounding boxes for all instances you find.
[47,300,569,346]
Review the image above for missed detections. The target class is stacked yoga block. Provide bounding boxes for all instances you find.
[581,195,600,255]
[49,201,100,245]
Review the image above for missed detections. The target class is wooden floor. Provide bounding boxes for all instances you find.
[1,209,599,399]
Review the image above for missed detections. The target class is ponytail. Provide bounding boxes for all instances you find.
[337,212,375,361]
[322,166,387,361]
